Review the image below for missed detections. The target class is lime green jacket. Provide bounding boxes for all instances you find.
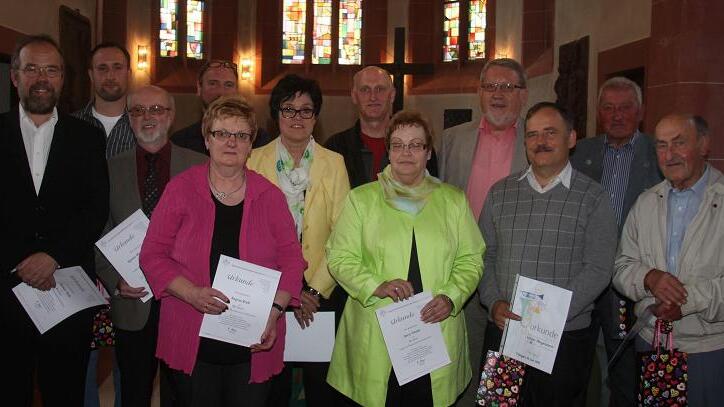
[326,181,485,407]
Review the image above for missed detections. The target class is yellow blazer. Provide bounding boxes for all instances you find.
[246,140,350,298]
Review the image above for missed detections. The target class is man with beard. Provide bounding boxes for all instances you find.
[480,103,617,406]
[97,85,206,406]
[74,42,136,158]
[437,58,529,405]
[0,34,109,406]
[325,66,437,187]
[171,59,271,154]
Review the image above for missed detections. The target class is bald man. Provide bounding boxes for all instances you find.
[614,114,724,405]
[325,66,437,187]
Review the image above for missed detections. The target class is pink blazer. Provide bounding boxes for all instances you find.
[140,163,306,382]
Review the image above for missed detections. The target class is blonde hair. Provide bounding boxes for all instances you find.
[202,95,257,142]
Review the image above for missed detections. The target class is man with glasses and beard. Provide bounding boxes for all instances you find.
[74,42,136,158]
[0,34,109,406]
[96,85,206,406]
[171,59,272,154]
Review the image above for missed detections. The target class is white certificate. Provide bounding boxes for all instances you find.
[284,311,335,362]
[501,275,572,374]
[199,255,281,347]
[375,292,451,385]
[95,209,153,302]
[13,266,108,334]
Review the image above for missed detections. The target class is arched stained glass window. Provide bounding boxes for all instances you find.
[282,0,363,65]
[443,0,487,62]
[159,0,205,60]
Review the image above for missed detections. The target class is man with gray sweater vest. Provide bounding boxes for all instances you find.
[479,102,618,406]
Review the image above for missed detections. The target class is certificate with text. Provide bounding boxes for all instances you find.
[13,266,108,334]
[501,275,572,374]
[199,255,281,347]
[376,292,451,385]
[96,209,153,302]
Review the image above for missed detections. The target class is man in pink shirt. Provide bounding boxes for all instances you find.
[438,58,529,405]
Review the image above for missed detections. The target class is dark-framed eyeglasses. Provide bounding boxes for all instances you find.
[210,130,253,143]
[128,105,171,117]
[389,142,427,153]
[19,64,63,78]
[480,82,526,93]
[280,107,315,119]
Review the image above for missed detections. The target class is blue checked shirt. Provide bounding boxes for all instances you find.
[600,131,640,226]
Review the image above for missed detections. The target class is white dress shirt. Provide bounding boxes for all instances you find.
[19,103,59,194]
[518,161,573,193]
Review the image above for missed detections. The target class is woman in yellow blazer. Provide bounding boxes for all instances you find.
[246,74,350,406]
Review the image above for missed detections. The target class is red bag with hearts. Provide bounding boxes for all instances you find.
[638,319,687,406]
[475,350,526,406]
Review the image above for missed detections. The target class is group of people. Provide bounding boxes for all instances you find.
[2,33,723,407]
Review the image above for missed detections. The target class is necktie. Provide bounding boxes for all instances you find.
[142,153,160,216]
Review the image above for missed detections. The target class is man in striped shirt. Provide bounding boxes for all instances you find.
[73,42,135,158]
[570,77,662,407]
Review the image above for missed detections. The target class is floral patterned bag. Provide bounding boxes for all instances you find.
[638,319,687,406]
[475,350,526,406]
[90,280,115,349]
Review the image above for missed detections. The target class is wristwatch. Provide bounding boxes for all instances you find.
[272,302,285,313]
[306,287,321,298]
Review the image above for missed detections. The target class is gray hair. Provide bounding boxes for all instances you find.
[598,77,643,107]
[691,115,709,138]
[479,58,527,88]
[127,85,175,111]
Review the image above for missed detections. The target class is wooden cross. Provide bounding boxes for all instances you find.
[374,27,434,113]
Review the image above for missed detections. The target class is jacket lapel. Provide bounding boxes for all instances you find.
[7,111,37,199]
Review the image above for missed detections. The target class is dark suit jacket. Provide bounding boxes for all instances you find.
[325,120,439,188]
[171,120,273,155]
[570,133,662,339]
[96,144,207,330]
[1,109,109,284]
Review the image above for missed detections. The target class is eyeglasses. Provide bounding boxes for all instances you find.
[210,130,253,142]
[480,82,526,93]
[128,105,171,117]
[389,142,427,153]
[202,60,238,71]
[280,107,315,119]
[18,64,63,78]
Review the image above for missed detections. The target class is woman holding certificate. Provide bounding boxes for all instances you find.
[326,110,485,406]
[139,96,305,406]
[246,74,350,405]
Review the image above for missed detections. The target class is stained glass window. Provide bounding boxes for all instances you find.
[338,0,362,65]
[186,1,204,59]
[160,0,178,57]
[468,0,486,60]
[443,1,460,62]
[282,0,307,64]
[312,0,332,64]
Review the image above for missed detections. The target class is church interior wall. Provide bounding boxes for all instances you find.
[0,1,97,44]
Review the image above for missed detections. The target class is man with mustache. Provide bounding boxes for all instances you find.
[614,114,724,405]
[0,34,109,406]
[479,102,617,406]
[570,77,662,407]
[97,85,206,406]
[73,42,136,158]
[437,58,529,404]
[171,59,271,154]
[326,66,438,188]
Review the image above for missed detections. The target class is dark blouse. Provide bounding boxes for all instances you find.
[197,195,251,365]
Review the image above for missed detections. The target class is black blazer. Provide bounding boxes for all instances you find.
[1,109,110,282]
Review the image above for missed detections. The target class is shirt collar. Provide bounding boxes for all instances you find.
[19,102,58,129]
[518,161,573,192]
[667,164,710,196]
[479,116,519,132]
[604,130,640,150]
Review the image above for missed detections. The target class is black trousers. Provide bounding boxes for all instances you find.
[481,321,597,407]
[2,282,94,407]
[266,285,347,407]
[170,360,270,407]
[115,300,165,407]
[591,311,638,407]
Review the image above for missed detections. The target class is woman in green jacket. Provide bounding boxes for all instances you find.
[326,110,485,406]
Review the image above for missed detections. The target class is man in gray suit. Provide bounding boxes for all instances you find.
[438,58,529,404]
[96,85,206,406]
[570,77,662,407]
